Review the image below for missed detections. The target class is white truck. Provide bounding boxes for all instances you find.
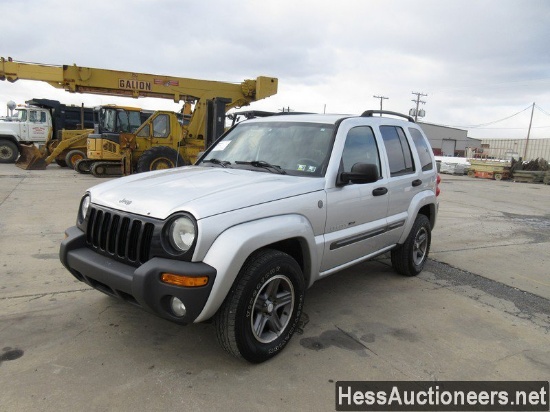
[0,99,94,164]
[60,110,441,363]
[0,104,52,163]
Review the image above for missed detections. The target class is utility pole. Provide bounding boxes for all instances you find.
[411,92,427,121]
[524,102,535,160]
[373,95,388,116]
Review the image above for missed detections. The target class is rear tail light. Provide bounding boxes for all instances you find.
[436,174,441,196]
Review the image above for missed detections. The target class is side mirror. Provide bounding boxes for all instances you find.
[339,163,379,185]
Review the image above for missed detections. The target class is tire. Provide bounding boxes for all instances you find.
[391,214,431,277]
[467,170,475,178]
[65,150,86,169]
[55,158,68,167]
[135,146,183,173]
[0,140,18,163]
[494,173,502,181]
[215,249,305,363]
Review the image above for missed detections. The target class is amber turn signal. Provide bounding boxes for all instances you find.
[161,273,208,287]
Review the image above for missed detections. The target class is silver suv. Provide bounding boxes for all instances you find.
[60,110,440,363]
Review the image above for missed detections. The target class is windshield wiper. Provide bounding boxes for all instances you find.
[235,160,287,175]
[202,158,231,168]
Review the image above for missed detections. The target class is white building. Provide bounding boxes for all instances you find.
[479,138,550,161]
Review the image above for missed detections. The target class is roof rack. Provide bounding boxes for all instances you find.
[361,110,415,123]
[272,111,314,116]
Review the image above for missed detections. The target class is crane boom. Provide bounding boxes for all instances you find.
[0,57,277,108]
[1,57,278,147]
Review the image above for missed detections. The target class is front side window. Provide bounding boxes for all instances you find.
[341,126,381,176]
[100,108,116,133]
[409,128,434,171]
[201,121,335,176]
[152,114,170,138]
[116,111,130,133]
[380,126,415,176]
[136,124,150,138]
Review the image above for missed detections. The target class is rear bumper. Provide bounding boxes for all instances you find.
[60,226,217,324]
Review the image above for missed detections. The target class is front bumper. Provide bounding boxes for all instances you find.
[60,226,217,324]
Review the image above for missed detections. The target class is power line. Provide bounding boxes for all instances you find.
[535,104,550,117]
[448,104,532,128]
[461,125,550,130]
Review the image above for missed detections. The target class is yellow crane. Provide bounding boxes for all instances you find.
[0,57,278,173]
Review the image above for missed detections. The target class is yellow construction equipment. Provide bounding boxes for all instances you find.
[15,104,150,170]
[1,57,278,175]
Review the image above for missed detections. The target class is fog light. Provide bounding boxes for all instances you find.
[170,297,186,317]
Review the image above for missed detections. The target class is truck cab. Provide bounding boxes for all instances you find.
[13,107,51,142]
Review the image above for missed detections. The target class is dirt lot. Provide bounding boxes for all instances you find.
[1,165,549,411]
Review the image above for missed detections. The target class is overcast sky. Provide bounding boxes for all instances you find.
[1,0,549,140]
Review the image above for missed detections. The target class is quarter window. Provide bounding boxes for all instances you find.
[380,126,415,176]
[409,128,434,171]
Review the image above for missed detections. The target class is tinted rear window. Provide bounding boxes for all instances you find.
[379,126,415,176]
[409,128,434,171]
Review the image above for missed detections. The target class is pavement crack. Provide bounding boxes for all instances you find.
[0,175,26,208]
[431,242,532,253]
[423,260,550,332]
[335,325,378,356]
[0,288,92,301]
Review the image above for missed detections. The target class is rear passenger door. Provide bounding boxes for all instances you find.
[378,125,422,243]
[322,126,390,273]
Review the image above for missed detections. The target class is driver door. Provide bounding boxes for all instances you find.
[28,110,49,142]
[321,126,390,273]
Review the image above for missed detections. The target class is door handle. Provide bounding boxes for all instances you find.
[412,179,422,187]
[372,187,388,196]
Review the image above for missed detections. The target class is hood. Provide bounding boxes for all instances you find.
[88,166,325,220]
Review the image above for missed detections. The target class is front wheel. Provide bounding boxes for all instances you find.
[391,214,431,276]
[65,150,86,169]
[0,140,18,163]
[215,249,305,363]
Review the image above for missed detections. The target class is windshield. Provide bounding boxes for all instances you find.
[200,121,335,176]
[99,108,143,133]
[15,109,27,122]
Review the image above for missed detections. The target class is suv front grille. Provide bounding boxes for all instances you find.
[86,207,156,266]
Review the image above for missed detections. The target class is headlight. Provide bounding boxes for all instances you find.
[79,194,91,223]
[167,215,196,253]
